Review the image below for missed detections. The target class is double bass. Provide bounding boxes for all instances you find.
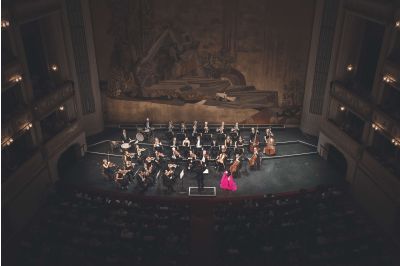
[249,126,260,152]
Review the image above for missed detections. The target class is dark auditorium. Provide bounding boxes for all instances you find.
[2,0,400,265]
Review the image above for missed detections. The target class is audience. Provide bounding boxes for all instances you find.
[12,189,191,266]
[214,186,395,266]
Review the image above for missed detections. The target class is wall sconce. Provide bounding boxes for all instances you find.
[371,123,379,131]
[5,138,14,146]
[392,138,400,146]
[25,123,33,130]
[1,19,10,28]
[339,106,346,111]
[346,64,353,72]
[50,64,58,72]
[59,105,65,111]
[9,74,22,83]
[383,74,396,83]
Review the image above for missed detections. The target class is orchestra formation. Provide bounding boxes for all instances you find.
[102,118,277,193]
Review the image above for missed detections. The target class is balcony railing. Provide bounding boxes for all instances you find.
[33,81,74,119]
[330,81,373,120]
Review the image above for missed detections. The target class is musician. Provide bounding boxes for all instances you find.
[195,135,202,156]
[154,150,165,169]
[123,151,134,170]
[193,160,206,192]
[145,117,151,131]
[217,121,225,134]
[166,121,174,140]
[135,144,146,162]
[144,156,155,184]
[192,120,198,138]
[210,140,220,159]
[220,145,227,154]
[234,136,245,155]
[171,147,183,162]
[203,121,209,134]
[231,122,240,141]
[171,137,178,148]
[230,153,242,178]
[137,169,149,192]
[265,127,274,139]
[121,129,130,143]
[200,149,210,167]
[180,122,187,134]
[249,127,259,141]
[187,150,197,170]
[114,169,129,190]
[153,137,163,152]
[249,147,261,170]
[216,151,227,171]
[249,127,260,152]
[168,121,174,133]
[225,135,233,147]
[102,159,115,180]
[182,137,191,147]
[163,163,177,193]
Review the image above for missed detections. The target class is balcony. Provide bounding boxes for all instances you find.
[330,81,373,120]
[33,81,74,120]
[321,119,361,159]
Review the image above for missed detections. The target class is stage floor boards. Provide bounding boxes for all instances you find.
[60,128,342,199]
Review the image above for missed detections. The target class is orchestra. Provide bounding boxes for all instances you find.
[102,119,278,192]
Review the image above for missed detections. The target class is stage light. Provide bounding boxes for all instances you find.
[50,64,58,71]
[59,105,64,111]
[346,64,353,72]
[9,74,22,83]
[1,19,10,28]
[339,106,346,111]
[383,74,396,83]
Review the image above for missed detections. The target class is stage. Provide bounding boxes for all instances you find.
[59,126,342,198]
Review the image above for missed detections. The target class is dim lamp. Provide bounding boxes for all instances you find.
[396,21,400,28]
[339,106,346,111]
[346,64,353,72]
[392,139,400,146]
[50,64,58,72]
[383,74,396,83]
[9,74,22,83]
[59,105,65,111]
[1,19,10,28]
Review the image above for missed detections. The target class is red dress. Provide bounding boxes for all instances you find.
[220,171,237,191]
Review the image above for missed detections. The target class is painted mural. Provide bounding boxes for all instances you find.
[90,0,315,124]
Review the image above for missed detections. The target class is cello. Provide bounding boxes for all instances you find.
[264,137,276,156]
[248,147,260,170]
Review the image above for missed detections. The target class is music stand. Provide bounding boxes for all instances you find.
[179,169,186,194]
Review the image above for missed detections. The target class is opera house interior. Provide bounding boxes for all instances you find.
[1,0,400,265]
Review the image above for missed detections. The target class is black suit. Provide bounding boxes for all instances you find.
[194,162,205,191]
